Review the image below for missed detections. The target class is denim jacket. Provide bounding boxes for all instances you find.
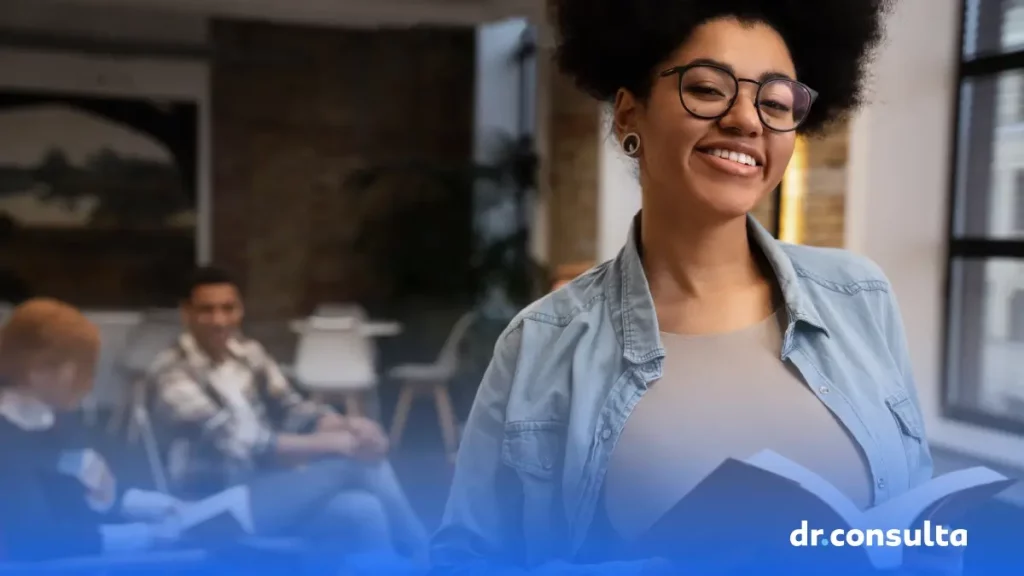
[431,213,933,575]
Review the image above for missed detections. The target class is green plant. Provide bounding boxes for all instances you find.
[345,131,546,308]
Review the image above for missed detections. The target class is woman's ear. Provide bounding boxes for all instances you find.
[613,88,640,142]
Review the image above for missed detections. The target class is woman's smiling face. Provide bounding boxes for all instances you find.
[617,17,800,223]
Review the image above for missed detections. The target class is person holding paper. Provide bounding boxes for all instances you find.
[148,266,428,561]
[432,1,963,575]
[0,298,183,561]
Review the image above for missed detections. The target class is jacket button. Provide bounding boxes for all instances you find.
[601,428,612,440]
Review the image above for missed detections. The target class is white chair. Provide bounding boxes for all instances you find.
[388,312,476,462]
[133,402,171,494]
[108,311,182,439]
[292,321,378,417]
[80,310,143,426]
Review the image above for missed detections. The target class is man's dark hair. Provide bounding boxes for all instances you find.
[182,266,239,303]
[550,0,895,135]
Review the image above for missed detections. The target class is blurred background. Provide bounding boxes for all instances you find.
[0,0,1022,568]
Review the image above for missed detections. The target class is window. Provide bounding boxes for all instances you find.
[944,0,1024,432]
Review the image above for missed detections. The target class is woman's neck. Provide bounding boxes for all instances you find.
[640,202,776,335]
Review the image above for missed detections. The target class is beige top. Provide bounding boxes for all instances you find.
[603,311,872,542]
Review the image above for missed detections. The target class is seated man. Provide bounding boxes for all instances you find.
[148,266,428,562]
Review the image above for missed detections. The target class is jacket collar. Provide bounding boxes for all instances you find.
[608,211,828,365]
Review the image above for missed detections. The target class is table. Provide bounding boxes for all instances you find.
[289,317,403,337]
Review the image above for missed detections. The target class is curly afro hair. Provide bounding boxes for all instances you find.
[551,0,895,135]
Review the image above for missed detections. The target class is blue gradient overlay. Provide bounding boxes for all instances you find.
[6,496,1023,575]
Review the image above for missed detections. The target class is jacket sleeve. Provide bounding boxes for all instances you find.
[429,325,657,576]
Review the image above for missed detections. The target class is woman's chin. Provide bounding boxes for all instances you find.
[698,198,762,222]
[686,182,766,221]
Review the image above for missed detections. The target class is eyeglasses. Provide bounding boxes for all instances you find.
[659,63,818,133]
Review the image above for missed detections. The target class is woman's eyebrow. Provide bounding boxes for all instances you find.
[683,57,795,81]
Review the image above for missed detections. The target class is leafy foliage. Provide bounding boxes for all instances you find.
[345,132,544,306]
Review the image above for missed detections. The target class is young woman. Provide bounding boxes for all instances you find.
[432,1,958,574]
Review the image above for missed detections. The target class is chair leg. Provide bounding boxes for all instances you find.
[106,397,126,435]
[433,383,459,463]
[389,382,416,450]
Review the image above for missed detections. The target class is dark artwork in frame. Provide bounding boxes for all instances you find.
[0,89,199,307]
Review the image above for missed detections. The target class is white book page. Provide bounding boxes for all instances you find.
[177,485,254,534]
[865,467,1008,530]
[120,489,179,520]
[744,449,864,529]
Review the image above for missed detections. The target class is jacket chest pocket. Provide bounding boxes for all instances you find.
[885,391,930,488]
[501,422,569,566]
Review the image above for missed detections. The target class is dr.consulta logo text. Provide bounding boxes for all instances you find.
[791,521,967,548]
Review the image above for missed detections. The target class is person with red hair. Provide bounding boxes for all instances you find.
[0,298,182,561]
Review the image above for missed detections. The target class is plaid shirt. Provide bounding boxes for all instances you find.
[148,334,334,492]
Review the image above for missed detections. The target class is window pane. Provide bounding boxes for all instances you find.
[963,0,1024,58]
[952,70,1024,239]
[946,257,1024,422]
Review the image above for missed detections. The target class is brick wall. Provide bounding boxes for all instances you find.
[544,62,600,268]
[211,20,475,320]
[800,122,849,248]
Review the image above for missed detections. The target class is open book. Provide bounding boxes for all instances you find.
[169,485,255,542]
[639,449,1014,573]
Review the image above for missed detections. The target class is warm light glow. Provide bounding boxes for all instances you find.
[779,137,806,243]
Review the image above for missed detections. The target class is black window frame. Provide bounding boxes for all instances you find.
[943,0,1024,434]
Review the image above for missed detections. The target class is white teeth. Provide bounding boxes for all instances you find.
[705,148,758,167]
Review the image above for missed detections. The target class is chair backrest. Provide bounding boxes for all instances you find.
[436,312,477,370]
[118,314,183,375]
[293,326,377,390]
[81,311,143,409]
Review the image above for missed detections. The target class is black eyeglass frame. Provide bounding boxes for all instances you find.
[659,63,819,133]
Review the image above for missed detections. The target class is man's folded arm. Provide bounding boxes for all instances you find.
[153,368,283,462]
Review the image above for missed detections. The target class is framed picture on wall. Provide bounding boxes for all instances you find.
[0,48,208,308]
